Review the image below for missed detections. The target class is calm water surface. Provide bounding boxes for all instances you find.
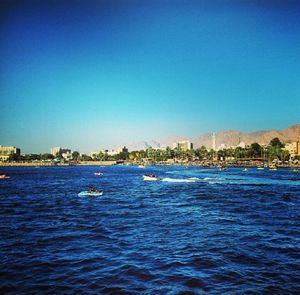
[1,165,300,294]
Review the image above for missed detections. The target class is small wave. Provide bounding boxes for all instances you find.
[161,178,196,183]
[203,177,225,181]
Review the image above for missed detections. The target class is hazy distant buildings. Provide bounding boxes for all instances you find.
[91,146,129,158]
[173,140,193,151]
[0,145,20,161]
[105,146,128,156]
[218,143,227,150]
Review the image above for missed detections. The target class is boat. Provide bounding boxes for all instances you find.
[257,166,264,170]
[0,174,10,179]
[269,166,277,171]
[78,190,103,197]
[242,168,248,172]
[138,165,145,168]
[143,174,161,181]
[292,168,299,173]
[94,172,103,176]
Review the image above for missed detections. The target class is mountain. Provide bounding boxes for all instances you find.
[125,124,300,151]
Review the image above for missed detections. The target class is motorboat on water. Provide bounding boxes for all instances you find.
[242,168,248,172]
[138,165,145,168]
[292,168,298,173]
[78,191,103,197]
[269,166,278,171]
[0,174,10,179]
[257,166,264,170]
[94,172,103,176]
[143,174,161,181]
[78,190,103,197]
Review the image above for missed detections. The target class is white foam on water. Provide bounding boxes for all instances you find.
[161,177,196,183]
[203,177,225,181]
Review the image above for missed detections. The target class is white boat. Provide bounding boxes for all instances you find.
[143,174,161,181]
[78,190,103,197]
[94,172,103,176]
[242,168,248,172]
[138,165,145,168]
[0,174,10,179]
[269,166,277,171]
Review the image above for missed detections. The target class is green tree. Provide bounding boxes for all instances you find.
[41,153,54,161]
[249,143,262,158]
[72,151,80,161]
[80,154,92,161]
[270,137,284,148]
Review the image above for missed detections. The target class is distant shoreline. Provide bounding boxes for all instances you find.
[0,161,117,167]
[0,161,299,168]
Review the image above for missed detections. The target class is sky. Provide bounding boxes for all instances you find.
[1,0,300,153]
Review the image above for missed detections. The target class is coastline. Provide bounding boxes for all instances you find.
[0,161,299,168]
[0,161,118,167]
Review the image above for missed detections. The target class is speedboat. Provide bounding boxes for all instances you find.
[143,174,161,181]
[138,165,145,168]
[242,168,248,172]
[94,172,103,176]
[78,190,103,197]
[0,174,10,179]
[292,168,299,173]
[269,166,277,171]
[257,166,264,170]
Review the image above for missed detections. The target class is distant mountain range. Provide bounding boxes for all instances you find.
[125,124,300,151]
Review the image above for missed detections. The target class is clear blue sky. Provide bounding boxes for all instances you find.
[1,0,300,153]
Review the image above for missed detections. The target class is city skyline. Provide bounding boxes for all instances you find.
[1,0,300,153]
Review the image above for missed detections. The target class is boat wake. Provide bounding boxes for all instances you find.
[161,177,197,183]
[203,177,225,181]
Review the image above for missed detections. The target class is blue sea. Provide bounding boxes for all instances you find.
[1,165,300,294]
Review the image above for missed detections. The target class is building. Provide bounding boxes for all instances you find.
[237,142,246,148]
[284,142,300,158]
[50,147,72,159]
[51,147,61,156]
[218,143,227,150]
[91,146,128,158]
[174,140,193,151]
[0,145,21,161]
[212,133,216,150]
[107,146,128,156]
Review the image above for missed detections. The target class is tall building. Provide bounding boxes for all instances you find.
[0,145,21,161]
[51,147,61,156]
[212,133,216,150]
[174,140,193,151]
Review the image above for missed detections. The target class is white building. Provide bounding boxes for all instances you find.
[237,141,246,148]
[51,147,72,159]
[173,140,193,151]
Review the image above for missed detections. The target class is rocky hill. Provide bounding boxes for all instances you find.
[126,124,300,151]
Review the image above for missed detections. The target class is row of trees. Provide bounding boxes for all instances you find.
[7,138,296,163]
[125,138,292,163]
